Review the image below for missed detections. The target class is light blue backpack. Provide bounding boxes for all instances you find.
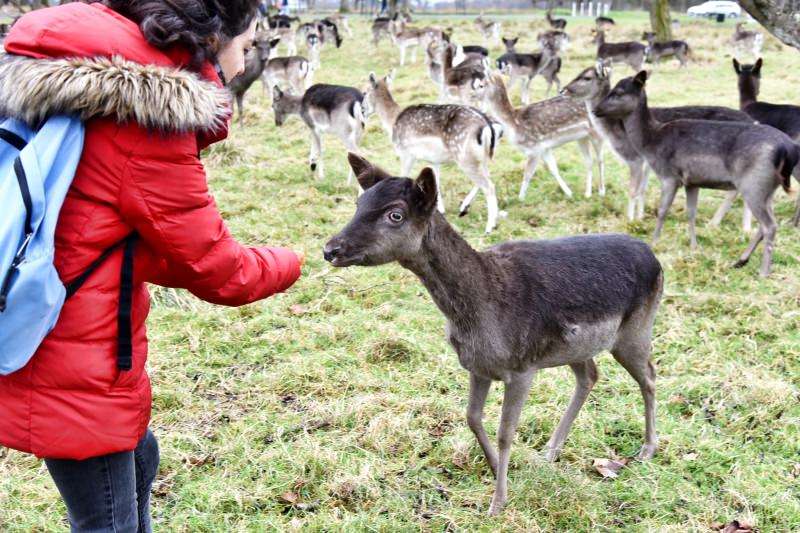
[0,116,138,376]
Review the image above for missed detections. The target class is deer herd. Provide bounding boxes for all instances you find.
[238,10,796,516]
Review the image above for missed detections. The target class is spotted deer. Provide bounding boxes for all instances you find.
[593,29,647,72]
[324,153,663,516]
[362,72,503,232]
[496,39,562,102]
[272,84,365,185]
[389,16,443,66]
[263,55,313,102]
[441,45,490,107]
[484,74,604,199]
[562,62,754,221]
[474,12,501,44]
[731,23,763,59]
[595,72,799,276]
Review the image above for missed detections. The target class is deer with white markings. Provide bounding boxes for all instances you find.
[324,153,664,516]
[362,72,503,232]
[497,37,562,102]
[484,74,605,199]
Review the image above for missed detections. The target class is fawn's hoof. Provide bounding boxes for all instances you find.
[487,499,506,517]
[310,163,317,171]
[638,442,658,460]
[458,208,469,217]
[733,258,749,269]
[543,446,561,463]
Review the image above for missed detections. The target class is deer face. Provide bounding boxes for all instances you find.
[733,58,762,97]
[562,63,609,100]
[502,37,518,52]
[324,154,437,267]
[271,86,290,126]
[594,71,647,119]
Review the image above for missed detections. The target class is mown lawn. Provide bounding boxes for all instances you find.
[1,10,798,533]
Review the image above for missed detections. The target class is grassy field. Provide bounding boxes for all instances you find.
[2,10,799,533]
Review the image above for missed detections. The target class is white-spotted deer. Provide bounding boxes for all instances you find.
[362,72,503,232]
[484,74,605,199]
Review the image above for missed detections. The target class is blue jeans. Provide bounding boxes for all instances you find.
[44,429,159,533]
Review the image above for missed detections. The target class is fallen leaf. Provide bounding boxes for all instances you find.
[669,395,688,406]
[288,304,308,316]
[592,457,629,479]
[792,463,800,477]
[714,519,756,532]
[682,452,699,461]
[279,491,301,505]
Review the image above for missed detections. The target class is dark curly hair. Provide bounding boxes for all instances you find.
[101,0,261,67]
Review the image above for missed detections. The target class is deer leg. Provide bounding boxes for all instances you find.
[626,161,644,221]
[543,360,598,463]
[430,164,445,213]
[637,165,650,220]
[792,191,800,227]
[519,153,542,200]
[459,186,480,217]
[482,179,499,233]
[521,77,531,106]
[410,46,417,64]
[399,153,416,179]
[467,373,498,476]
[309,128,324,178]
[577,138,594,198]
[488,369,535,517]
[593,136,606,196]
[542,149,573,198]
[685,186,700,249]
[738,194,777,277]
[611,341,658,460]
[236,93,245,130]
[342,129,362,187]
[710,190,737,227]
[653,178,679,245]
[400,46,406,66]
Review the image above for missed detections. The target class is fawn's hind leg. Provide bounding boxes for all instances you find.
[543,359,598,462]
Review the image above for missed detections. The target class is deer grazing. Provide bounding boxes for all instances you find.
[595,72,798,276]
[726,58,800,227]
[497,38,562,102]
[324,153,664,516]
[641,32,689,68]
[546,10,567,30]
[562,63,754,221]
[484,74,604,199]
[731,23,763,59]
[362,72,502,232]
[228,37,280,129]
[593,29,647,72]
[272,84,365,184]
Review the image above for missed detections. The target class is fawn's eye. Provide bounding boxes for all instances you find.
[387,211,404,224]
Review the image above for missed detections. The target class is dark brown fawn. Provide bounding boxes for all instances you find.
[324,153,663,516]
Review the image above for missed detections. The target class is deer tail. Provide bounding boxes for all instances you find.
[775,143,798,194]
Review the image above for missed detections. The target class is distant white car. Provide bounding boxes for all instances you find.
[687,1,742,18]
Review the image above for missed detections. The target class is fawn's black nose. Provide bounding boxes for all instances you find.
[323,244,341,262]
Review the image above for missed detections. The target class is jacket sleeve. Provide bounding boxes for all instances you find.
[118,131,301,306]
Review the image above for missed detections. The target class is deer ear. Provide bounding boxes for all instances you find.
[413,167,438,214]
[368,72,378,88]
[272,85,283,100]
[733,58,741,74]
[269,38,281,49]
[348,153,392,190]
[753,58,763,75]
[633,70,648,89]
[386,69,396,84]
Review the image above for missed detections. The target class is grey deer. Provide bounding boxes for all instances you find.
[561,62,753,221]
[362,72,502,232]
[228,37,280,129]
[324,153,664,515]
[484,74,605,199]
[595,72,799,277]
[593,29,647,72]
[641,32,689,68]
[731,23,763,59]
[272,83,365,184]
[497,37,562,102]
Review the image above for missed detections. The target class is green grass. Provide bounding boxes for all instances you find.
[2,10,799,533]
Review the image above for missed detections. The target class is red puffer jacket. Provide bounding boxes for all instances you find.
[0,3,301,459]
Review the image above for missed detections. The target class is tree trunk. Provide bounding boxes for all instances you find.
[739,0,800,50]
[339,0,350,12]
[649,0,672,41]
[388,0,397,16]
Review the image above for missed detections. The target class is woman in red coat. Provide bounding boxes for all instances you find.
[0,1,302,530]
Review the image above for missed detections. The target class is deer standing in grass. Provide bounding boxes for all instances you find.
[593,29,647,72]
[546,10,567,30]
[484,74,604,199]
[362,72,502,232]
[474,12,501,45]
[272,84,365,184]
[229,37,279,129]
[731,23,763,59]
[262,55,313,102]
[497,38,562,102]
[641,32,689,68]
[562,63,753,221]
[595,72,798,277]
[324,153,664,516]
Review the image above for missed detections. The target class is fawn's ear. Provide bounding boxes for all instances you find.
[733,58,741,74]
[368,72,378,88]
[412,167,438,214]
[272,85,283,100]
[633,70,648,89]
[269,38,281,49]
[753,57,763,75]
[348,153,392,190]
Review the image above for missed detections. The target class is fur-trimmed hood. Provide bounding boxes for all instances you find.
[0,53,230,133]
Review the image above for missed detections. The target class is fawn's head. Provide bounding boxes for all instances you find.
[562,60,611,100]
[271,86,297,126]
[733,57,762,97]
[502,36,518,52]
[363,71,394,115]
[253,37,280,62]
[594,71,648,119]
[323,154,438,267]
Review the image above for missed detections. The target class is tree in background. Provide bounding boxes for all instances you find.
[650,0,672,41]
[339,0,350,12]
[739,0,800,50]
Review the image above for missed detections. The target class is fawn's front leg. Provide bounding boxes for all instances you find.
[488,369,535,516]
[466,372,497,476]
